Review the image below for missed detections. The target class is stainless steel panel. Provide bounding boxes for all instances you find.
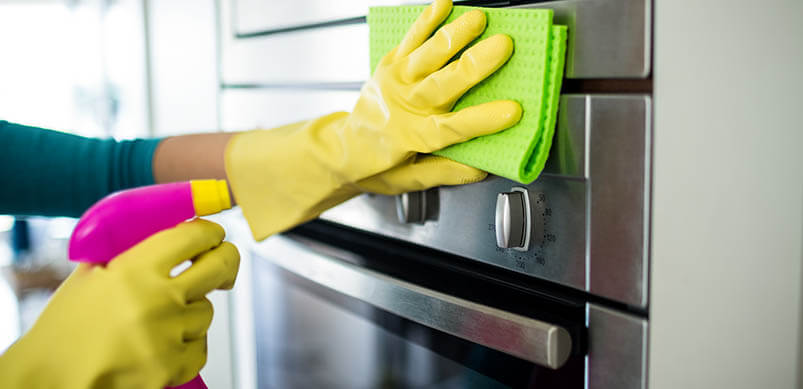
[545,94,587,177]
[587,304,648,389]
[515,0,651,78]
[588,96,651,307]
[254,235,574,369]
[220,0,650,84]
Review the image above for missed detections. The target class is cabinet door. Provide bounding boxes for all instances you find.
[220,89,360,130]
[234,0,411,34]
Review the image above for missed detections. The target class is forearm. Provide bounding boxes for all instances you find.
[151,132,236,202]
[0,121,159,217]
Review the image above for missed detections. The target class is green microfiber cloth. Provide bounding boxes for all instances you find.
[369,6,567,184]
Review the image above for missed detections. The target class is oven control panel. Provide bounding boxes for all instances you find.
[322,94,651,308]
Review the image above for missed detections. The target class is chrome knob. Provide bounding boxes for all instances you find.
[396,191,426,224]
[495,188,531,251]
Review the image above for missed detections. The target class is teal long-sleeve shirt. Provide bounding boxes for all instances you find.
[0,121,161,217]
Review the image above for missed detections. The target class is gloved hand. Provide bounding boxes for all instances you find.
[225,0,522,240]
[0,219,240,389]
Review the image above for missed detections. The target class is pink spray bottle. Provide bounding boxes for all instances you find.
[68,179,233,389]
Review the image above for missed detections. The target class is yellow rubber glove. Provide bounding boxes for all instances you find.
[225,0,522,240]
[0,219,240,389]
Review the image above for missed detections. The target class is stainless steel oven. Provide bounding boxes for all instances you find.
[219,0,651,388]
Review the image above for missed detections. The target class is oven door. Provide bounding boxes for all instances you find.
[245,221,588,388]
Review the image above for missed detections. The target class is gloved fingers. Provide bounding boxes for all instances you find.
[404,9,486,82]
[413,34,513,108]
[418,100,522,152]
[168,338,207,387]
[358,155,487,194]
[182,298,214,342]
[394,0,453,59]
[125,219,225,273]
[173,241,240,302]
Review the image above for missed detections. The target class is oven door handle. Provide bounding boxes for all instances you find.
[257,235,573,370]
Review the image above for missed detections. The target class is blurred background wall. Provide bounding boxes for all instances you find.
[0,0,234,386]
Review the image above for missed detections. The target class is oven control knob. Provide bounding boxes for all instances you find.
[396,191,427,224]
[495,188,531,251]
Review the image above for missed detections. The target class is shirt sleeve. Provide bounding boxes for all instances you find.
[0,121,162,217]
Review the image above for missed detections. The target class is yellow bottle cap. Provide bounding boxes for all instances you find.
[190,179,232,216]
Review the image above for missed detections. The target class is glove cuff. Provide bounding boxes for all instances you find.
[224,113,360,240]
